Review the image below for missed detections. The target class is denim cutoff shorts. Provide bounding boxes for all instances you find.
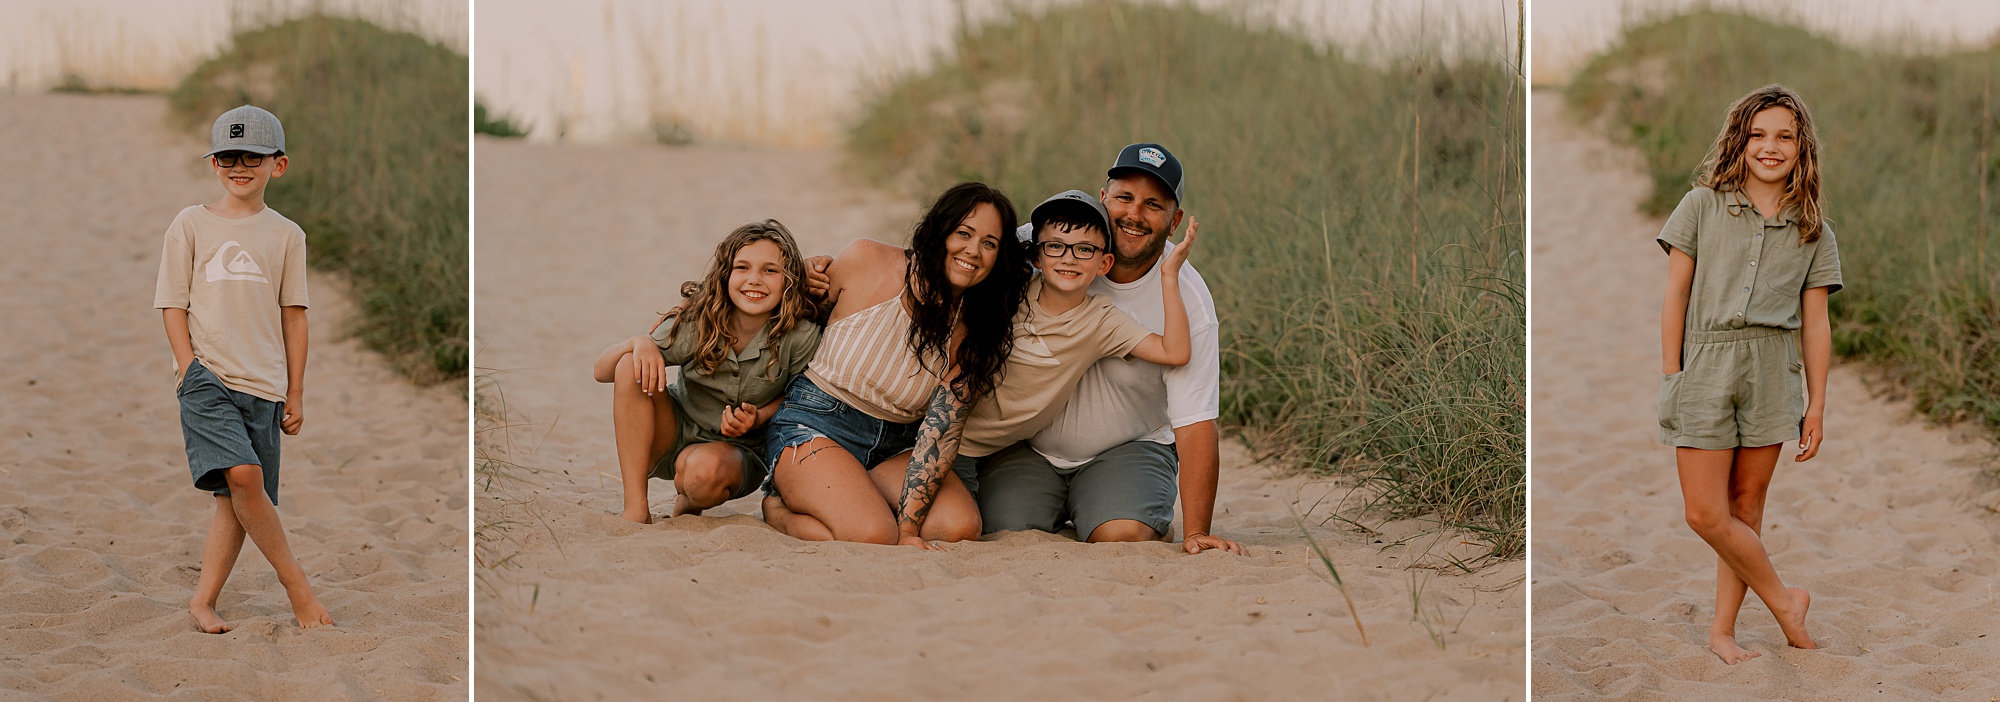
[762,376,919,496]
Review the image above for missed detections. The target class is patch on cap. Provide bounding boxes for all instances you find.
[1138,147,1166,167]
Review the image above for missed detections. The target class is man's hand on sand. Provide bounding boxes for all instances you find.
[805,255,833,298]
[1184,532,1245,555]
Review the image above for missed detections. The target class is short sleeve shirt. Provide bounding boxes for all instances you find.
[152,205,310,402]
[1027,240,1222,468]
[958,276,1154,458]
[651,315,822,441]
[1656,187,1843,332]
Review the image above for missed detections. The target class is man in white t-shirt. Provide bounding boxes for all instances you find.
[979,143,1245,555]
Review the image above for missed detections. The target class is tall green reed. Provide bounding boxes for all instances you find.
[849,2,1525,557]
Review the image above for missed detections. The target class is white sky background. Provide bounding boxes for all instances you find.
[0,0,466,94]
[1533,0,2000,85]
[473,0,1523,147]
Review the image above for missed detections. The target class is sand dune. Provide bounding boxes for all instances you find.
[1529,91,2000,701]
[473,138,1525,701]
[0,95,468,701]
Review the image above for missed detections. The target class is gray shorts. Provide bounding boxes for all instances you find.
[178,359,282,505]
[975,440,1177,540]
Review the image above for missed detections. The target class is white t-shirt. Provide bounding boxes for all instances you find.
[1026,239,1220,467]
[152,205,310,401]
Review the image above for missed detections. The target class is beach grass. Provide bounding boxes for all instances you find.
[1568,10,2000,432]
[169,14,467,380]
[847,2,1525,558]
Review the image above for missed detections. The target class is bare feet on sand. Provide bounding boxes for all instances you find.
[671,493,704,517]
[620,507,653,525]
[288,586,335,629]
[1777,587,1815,649]
[189,599,232,634]
[1707,631,1761,664]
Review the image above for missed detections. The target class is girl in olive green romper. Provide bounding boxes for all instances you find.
[1659,85,1841,665]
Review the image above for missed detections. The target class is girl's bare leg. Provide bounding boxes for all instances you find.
[866,450,982,542]
[671,443,746,517]
[1678,446,1813,650]
[189,494,247,633]
[612,354,678,523]
[1710,444,1780,663]
[768,438,898,544]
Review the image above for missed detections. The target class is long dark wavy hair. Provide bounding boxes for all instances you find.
[1694,84,1825,244]
[667,219,816,380]
[905,182,1028,404]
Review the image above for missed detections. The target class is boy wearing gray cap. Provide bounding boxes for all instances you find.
[889,189,1198,544]
[153,105,332,632]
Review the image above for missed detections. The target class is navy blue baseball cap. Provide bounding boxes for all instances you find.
[1107,142,1183,204]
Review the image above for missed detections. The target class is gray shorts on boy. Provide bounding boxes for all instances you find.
[976,440,1178,540]
[179,359,284,505]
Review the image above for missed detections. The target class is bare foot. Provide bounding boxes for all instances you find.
[1776,587,1815,649]
[671,494,704,517]
[761,496,795,535]
[620,507,653,524]
[287,586,334,629]
[1708,631,1761,664]
[189,600,232,634]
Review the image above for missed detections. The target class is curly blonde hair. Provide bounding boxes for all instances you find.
[666,220,816,379]
[1694,84,1825,244]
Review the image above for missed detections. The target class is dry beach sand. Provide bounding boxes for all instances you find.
[473,138,1526,701]
[1529,92,2000,700]
[0,95,468,700]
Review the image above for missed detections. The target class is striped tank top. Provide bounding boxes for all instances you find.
[804,292,945,423]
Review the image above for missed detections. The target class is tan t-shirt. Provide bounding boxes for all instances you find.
[959,276,1153,458]
[153,205,310,402]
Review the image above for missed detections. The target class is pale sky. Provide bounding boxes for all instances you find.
[1533,0,2000,85]
[472,0,1522,146]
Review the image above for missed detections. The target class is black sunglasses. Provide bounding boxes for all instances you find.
[212,152,267,168]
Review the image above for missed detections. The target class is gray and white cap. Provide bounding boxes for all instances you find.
[206,105,286,158]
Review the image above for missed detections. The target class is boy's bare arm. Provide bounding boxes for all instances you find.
[1127,220,1198,366]
[281,306,307,435]
[163,309,196,377]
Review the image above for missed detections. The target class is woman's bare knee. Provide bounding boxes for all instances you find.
[1683,507,1730,538]
[1087,519,1159,543]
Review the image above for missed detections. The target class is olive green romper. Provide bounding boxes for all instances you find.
[647,314,822,497]
[1656,187,1843,450]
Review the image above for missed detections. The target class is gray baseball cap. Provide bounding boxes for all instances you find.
[1028,189,1112,239]
[205,105,286,158]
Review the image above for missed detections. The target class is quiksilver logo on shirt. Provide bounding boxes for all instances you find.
[203,241,269,284]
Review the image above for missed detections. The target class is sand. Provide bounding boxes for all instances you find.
[1529,91,2000,700]
[0,95,468,700]
[472,138,1526,701]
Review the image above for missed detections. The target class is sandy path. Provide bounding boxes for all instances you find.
[1529,91,2000,700]
[0,95,468,701]
[473,138,1525,701]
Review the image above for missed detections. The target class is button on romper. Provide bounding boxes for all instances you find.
[1656,188,1843,450]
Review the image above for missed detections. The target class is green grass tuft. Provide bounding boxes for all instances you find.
[848,2,1524,557]
[1568,10,2000,431]
[170,14,467,381]
[475,98,528,138]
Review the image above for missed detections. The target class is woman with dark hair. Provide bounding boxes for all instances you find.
[761,182,1029,547]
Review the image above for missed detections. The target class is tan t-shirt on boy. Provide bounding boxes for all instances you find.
[153,205,310,402]
[958,276,1153,458]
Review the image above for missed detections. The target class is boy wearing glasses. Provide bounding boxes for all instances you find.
[918,189,1196,508]
[153,105,331,632]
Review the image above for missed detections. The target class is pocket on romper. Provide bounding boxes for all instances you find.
[1657,372,1685,432]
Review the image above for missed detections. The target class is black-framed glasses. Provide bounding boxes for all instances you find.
[212,152,267,168]
[1036,240,1102,260]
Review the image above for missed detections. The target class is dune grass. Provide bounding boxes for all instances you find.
[1568,10,2000,432]
[848,2,1525,558]
[169,14,467,380]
